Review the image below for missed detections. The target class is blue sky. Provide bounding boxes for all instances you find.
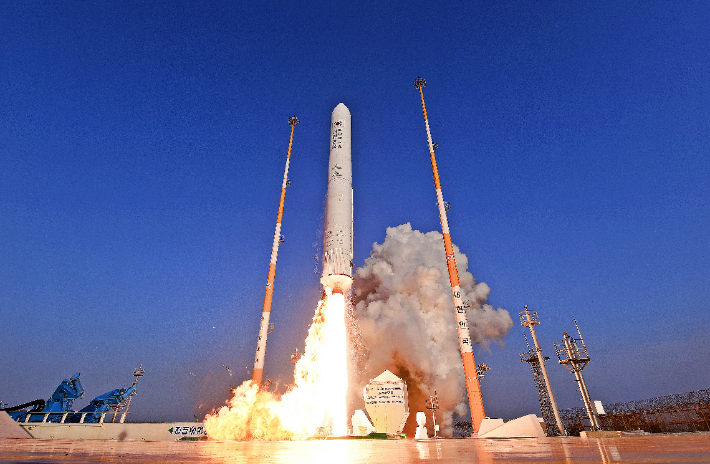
[2,1,709,422]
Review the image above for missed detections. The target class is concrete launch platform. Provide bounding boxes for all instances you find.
[2,433,710,463]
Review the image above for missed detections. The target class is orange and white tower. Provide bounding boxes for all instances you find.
[252,115,299,388]
[414,77,486,434]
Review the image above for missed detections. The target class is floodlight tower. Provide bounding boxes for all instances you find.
[414,77,485,434]
[252,115,299,388]
[519,306,565,436]
[554,319,601,431]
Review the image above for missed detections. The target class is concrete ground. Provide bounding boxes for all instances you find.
[1,433,709,463]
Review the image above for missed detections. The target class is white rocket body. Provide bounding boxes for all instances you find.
[322,103,353,294]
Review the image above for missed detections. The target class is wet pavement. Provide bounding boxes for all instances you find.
[1,433,710,463]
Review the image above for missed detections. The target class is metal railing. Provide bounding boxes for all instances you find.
[16,410,131,425]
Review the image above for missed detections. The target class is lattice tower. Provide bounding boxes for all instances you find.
[521,337,561,436]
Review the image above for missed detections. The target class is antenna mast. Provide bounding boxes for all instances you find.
[414,77,486,433]
[519,306,565,435]
[252,115,299,388]
[554,318,601,431]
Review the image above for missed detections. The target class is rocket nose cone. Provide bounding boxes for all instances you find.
[332,102,350,116]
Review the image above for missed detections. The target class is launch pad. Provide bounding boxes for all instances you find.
[4,434,710,463]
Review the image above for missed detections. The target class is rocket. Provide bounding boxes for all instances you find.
[321,103,353,294]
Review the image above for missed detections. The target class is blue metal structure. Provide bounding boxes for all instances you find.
[46,373,84,413]
[70,383,138,423]
[3,368,142,424]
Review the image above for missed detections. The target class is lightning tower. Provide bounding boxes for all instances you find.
[414,77,486,433]
[252,115,299,388]
[520,306,565,435]
[555,319,601,431]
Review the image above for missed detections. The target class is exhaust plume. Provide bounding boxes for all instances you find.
[352,223,513,436]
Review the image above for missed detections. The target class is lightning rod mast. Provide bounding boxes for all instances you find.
[252,115,299,388]
[555,318,601,431]
[520,306,565,435]
[414,77,486,434]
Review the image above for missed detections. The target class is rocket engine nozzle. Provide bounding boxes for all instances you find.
[321,275,353,296]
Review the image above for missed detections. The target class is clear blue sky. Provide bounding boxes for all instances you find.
[2,1,709,422]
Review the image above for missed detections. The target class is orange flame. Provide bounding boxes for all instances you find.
[205,292,348,440]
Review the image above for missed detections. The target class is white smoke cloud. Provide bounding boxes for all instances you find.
[352,223,513,436]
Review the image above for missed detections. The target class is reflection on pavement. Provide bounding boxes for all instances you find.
[2,433,710,463]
